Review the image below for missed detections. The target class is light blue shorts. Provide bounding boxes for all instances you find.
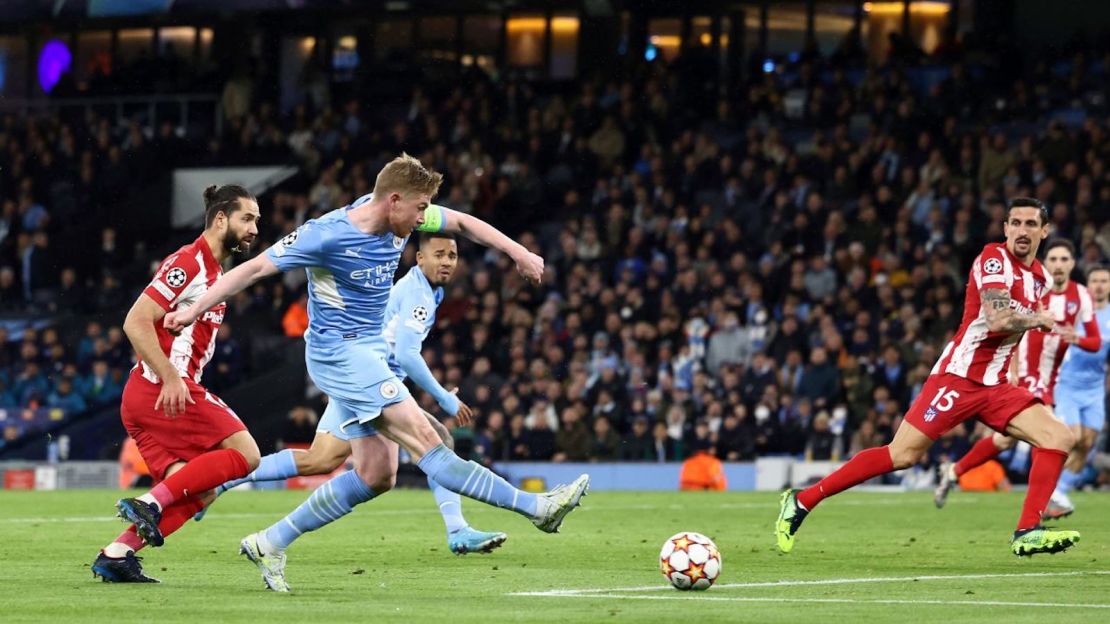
[306,334,410,439]
[1054,384,1106,432]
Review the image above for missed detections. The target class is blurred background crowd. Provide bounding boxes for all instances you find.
[2,1,1109,482]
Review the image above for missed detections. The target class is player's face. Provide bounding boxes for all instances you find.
[1003,207,1048,262]
[1088,270,1110,303]
[389,192,432,238]
[418,238,459,285]
[1043,247,1075,288]
[222,200,261,254]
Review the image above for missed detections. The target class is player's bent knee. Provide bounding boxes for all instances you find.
[888,446,921,470]
[355,466,396,493]
[1045,422,1077,452]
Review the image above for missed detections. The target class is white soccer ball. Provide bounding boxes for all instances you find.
[659,531,721,591]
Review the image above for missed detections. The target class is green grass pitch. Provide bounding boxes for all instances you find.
[2,488,1109,623]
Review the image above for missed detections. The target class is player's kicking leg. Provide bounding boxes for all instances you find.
[1004,404,1081,556]
[376,397,589,534]
[935,432,1016,508]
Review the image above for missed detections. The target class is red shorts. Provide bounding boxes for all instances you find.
[903,373,1041,440]
[120,369,246,481]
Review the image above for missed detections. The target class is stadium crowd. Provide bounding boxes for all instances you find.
[3,38,1110,470]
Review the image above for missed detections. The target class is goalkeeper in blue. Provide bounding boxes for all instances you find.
[197,231,508,557]
[165,154,589,592]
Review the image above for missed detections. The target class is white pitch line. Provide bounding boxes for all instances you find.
[524,594,1110,610]
[509,570,1110,597]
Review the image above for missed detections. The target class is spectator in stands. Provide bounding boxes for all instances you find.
[47,377,87,413]
[705,311,751,376]
[717,406,757,461]
[651,421,682,462]
[588,415,621,461]
[620,415,653,461]
[553,406,590,462]
[79,360,122,407]
[804,412,841,462]
[798,347,841,409]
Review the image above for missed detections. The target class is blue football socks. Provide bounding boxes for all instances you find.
[417,444,537,517]
[429,475,469,534]
[264,469,376,550]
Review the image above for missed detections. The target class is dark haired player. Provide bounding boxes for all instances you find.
[91,185,263,582]
[935,240,1100,517]
[776,198,1082,557]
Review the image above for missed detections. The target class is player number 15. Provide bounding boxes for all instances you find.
[930,386,960,412]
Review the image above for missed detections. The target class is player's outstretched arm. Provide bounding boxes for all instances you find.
[395,325,460,418]
[165,254,280,331]
[981,288,1055,334]
[435,207,544,283]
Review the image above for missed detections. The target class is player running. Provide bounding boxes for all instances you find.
[775,198,1081,557]
[92,185,263,583]
[198,232,508,559]
[934,240,1101,510]
[165,155,589,592]
[1046,264,1110,517]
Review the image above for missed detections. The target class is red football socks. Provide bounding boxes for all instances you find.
[1017,447,1068,531]
[113,495,205,552]
[149,448,249,509]
[954,436,1002,477]
[797,446,895,510]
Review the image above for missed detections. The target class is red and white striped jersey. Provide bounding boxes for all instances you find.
[932,242,1048,386]
[1015,280,1095,403]
[136,235,226,384]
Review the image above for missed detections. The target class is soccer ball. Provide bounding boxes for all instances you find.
[659,531,721,590]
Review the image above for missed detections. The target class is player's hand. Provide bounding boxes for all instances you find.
[1034,302,1055,331]
[155,376,195,417]
[164,307,199,335]
[450,388,474,426]
[512,249,544,284]
[1056,324,1079,344]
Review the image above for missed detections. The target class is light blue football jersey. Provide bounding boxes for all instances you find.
[383,265,443,381]
[1058,304,1110,388]
[265,194,446,344]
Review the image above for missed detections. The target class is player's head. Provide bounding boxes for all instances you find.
[1043,239,1075,288]
[373,153,443,238]
[417,233,458,286]
[203,184,259,255]
[1003,197,1049,262]
[1087,265,1110,304]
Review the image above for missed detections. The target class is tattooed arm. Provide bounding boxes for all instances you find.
[981,288,1055,334]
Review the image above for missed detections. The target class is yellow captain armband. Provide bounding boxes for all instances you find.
[417,204,447,232]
